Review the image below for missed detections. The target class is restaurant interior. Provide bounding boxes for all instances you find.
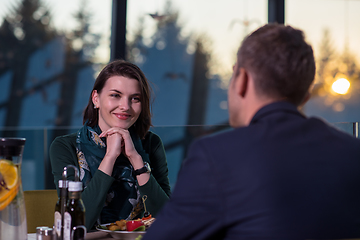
[0,0,360,238]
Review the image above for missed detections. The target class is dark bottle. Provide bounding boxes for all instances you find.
[63,181,86,240]
[54,179,68,240]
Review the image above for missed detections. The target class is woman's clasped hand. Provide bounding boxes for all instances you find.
[99,128,138,161]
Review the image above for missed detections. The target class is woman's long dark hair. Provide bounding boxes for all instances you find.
[83,60,152,139]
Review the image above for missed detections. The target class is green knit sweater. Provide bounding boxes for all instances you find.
[50,131,171,230]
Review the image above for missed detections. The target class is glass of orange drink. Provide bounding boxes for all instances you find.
[0,138,26,240]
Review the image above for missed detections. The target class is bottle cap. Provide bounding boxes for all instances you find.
[58,180,68,188]
[68,181,83,192]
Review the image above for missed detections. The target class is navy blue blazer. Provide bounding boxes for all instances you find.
[144,101,360,240]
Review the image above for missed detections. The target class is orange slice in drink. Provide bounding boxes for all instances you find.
[0,184,19,211]
[0,159,19,210]
[0,159,18,189]
[0,186,13,202]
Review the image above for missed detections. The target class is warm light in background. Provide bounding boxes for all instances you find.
[331,78,350,95]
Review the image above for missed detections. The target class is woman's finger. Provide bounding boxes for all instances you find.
[99,128,122,137]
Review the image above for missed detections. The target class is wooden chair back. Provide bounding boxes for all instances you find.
[24,189,58,233]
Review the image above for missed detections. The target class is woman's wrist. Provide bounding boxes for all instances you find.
[136,172,150,186]
[98,154,117,176]
[129,153,144,169]
[130,154,150,186]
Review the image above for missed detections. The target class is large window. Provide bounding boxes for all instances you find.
[0,0,359,190]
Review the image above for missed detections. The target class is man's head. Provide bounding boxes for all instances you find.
[237,23,315,105]
[228,24,316,127]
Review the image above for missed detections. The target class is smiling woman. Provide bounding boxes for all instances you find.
[49,60,171,231]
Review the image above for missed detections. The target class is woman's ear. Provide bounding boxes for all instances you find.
[92,90,99,108]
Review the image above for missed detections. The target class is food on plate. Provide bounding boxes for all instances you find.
[106,219,127,231]
[126,220,144,231]
[142,212,152,220]
[104,217,155,232]
[142,217,155,229]
[103,196,155,232]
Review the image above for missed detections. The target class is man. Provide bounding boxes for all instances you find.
[143,24,360,239]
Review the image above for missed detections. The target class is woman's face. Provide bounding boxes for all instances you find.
[92,76,142,132]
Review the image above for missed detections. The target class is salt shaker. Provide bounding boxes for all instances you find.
[36,226,53,240]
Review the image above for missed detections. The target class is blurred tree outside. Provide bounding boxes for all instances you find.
[0,0,56,131]
[312,29,360,100]
[126,0,228,166]
[127,0,225,127]
[53,0,101,138]
[0,0,102,189]
[305,28,360,119]
[0,0,101,138]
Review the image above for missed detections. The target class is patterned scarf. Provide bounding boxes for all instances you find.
[75,123,149,224]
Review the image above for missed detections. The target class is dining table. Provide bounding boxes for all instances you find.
[27,230,114,240]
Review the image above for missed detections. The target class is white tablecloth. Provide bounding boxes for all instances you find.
[27,231,113,240]
[27,233,36,240]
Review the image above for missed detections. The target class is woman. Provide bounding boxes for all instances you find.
[50,60,171,230]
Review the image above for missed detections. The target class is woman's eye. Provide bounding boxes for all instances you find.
[110,94,120,98]
[131,97,140,103]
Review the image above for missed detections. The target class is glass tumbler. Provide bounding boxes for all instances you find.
[0,138,27,240]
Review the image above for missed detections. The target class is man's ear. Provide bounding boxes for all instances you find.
[236,68,249,98]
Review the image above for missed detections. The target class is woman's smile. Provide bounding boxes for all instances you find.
[114,112,131,120]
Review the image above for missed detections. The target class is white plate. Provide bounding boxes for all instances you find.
[96,224,146,240]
